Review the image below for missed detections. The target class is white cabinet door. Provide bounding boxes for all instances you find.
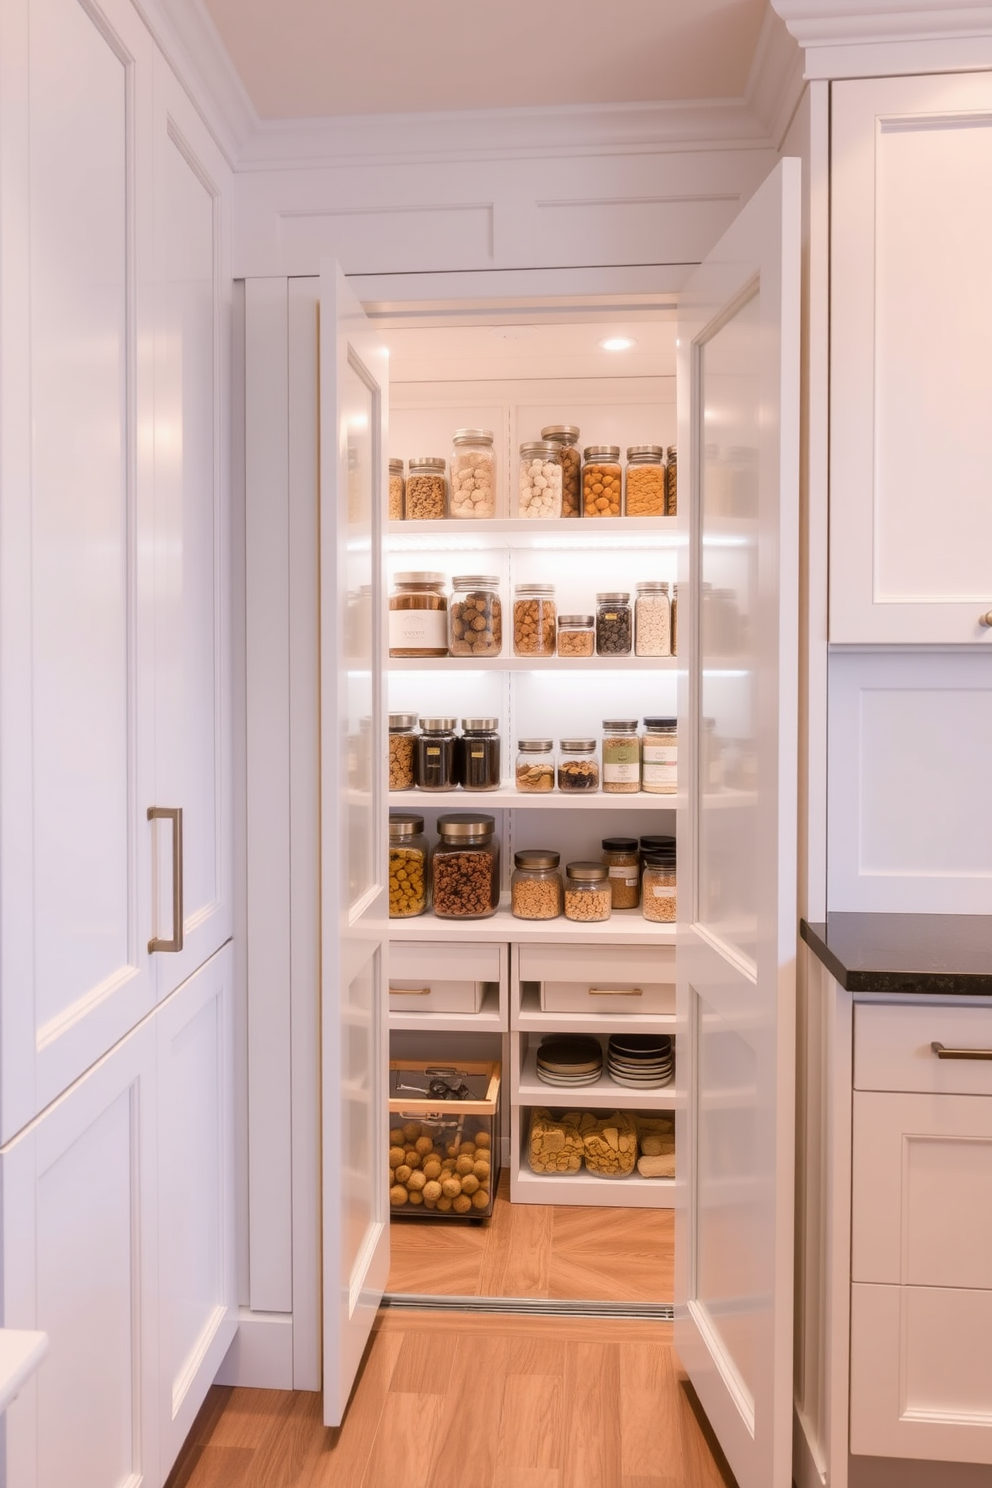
[319,263,391,1425]
[675,158,800,1488]
[831,72,992,644]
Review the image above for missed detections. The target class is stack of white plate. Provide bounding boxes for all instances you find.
[607,1034,674,1089]
[535,1035,603,1088]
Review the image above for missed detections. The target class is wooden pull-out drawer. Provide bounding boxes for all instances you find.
[855,1003,992,1096]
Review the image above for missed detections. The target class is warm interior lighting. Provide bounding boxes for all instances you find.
[599,336,637,352]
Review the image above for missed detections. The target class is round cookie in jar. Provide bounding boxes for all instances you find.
[448,575,502,657]
[511,849,562,920]
[563,861,612,922]
[513,583,556,656]
[449,429,496,519]
[542,425,581,518]
[582,445,622,517]
[624,445,667,516]
[517,441,562,519]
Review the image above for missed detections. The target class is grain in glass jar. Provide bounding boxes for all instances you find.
[557,614,595,657]
[642,717,677,795]
[457,718,501,792]
[449,429,496,519]
[416,717,457,791]
[515,739,555,793]
[518,441,563,519]
[432,813,500,919]
[511,849,562,920]
[602,718,641,794]
[665,446,677,515]
[634,581,671,656]
[642,850,677,923]
[596,592,632,656]
[558,738,599,792]
[389,572,448,658]
[405,457,447,520]
[388,713,418,791]
[388,458,405,521]
[542,424,580,517]
[582,445,622,517]
[564,861,612,922]
[625,445,666,516]
[602,836,640,909]
[513,583,556,656]
[389,813,430,918]
[449,575,502,657]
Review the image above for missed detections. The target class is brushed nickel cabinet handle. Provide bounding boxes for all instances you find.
[148,807,184,953]
[980,611,992,627]
[588,986,643,997]
[389,986,431,997]
[931,1041,992,1061]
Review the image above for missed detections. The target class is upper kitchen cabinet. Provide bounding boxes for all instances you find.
[829,72,992,645]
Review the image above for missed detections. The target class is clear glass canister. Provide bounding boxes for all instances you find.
[389,572,448,658]
[405,457,447,520]
[457,718,501,792]
[511,849,562,920]
[513,583,557,656]
[515,739,555,793]
[388,713,418,790]
[558,737,599,792]
[602,718,641,794]
[449,429,496,519]
[642,717,677,795]
[518,441,563,519]
[582,445,622,517]
[449,574,502,657]
[596,591,632,656]
[557,614,595,657]
[642,850,677,923]
[416,717,458,790]
[432,813,500,919]
[564,861,612,921]
[389,812,430,918]
[542,424,581,517]
[602,836,640,910]
[666,446,677,515]
[634,581,671,657]
[625,445,666,516]
[388,458,405,521]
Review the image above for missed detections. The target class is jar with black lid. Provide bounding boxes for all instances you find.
[416,717,457,791]
[642,716,677,795]
[596,592,632,656]
[643,848,677,923]
[432,814,500,919]
[457,718,501,792]
[542,424,581,517]
[511,850,562,920]
[602,837,640,909]
[388,713,418,791]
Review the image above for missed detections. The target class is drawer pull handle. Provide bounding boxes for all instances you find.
[390,986,431,997]
[147,806,184,953]
[931,1041,992,1061]
[980,611,992,627]
[588,986,643,997]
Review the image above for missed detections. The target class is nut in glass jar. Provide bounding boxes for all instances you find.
[513,584,556,656]
[449,575,502,657]
[582,445,622,517]
[518,441,563,519]
[515,739,555,792]
[405,457,447,520]
[450,429,496,519]
[542,425,581,517]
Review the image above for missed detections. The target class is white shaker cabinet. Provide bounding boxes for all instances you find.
[830,72,992,645]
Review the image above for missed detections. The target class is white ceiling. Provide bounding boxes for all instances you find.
[202,0,770,120]
[385,317,677,385]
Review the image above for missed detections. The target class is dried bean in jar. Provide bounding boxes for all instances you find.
[449,576,502,657]
[596,593,632,656]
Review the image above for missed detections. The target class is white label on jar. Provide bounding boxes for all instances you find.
[642,741,677,787]
[607,866,639,886]
[603,761,640,784]
[388,608,447,650]
[652,884,676,898]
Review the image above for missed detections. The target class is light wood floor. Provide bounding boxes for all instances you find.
[167,1312,738,1488]
[387,1172,675,1303]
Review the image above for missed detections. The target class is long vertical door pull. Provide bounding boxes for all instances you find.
[147,806,184,952]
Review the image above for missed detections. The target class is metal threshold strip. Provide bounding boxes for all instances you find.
[382,1293,674,1321]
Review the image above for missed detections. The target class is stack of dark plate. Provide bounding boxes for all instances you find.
[607,1034,674,1089]
[535,1035,603,1088]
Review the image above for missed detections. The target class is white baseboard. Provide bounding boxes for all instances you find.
[215,1309,295,1389]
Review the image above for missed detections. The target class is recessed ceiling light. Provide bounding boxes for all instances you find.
[599,336,637,352]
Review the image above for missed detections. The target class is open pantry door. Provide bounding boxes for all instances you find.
[674,158,801,1488]
[319,261,391,1425]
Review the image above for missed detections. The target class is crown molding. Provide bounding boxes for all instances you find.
[743,5,807,149]
[135,0,259,164]
[771,1,992,49]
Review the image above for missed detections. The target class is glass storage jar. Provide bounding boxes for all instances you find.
[602,836,640,910]
[388,813,430,918]
[389,572,448,658]
[625,445,667,516]
[558,738,599,792]
[564,861,612,922]
[388,713,418,791]
[449,429,496,519]
[432,813,500,919]
[557,614,595,657]
[642,850,677,923]
[515,739,555,793]
[596,592,632,656]
[448,574,502,657]
[416,717,458,790]
[388,458,405,521]
[642,717,677,795]
[665,446,677,515]
[640,834,675,860]
[602,718,641,794]
[542,424,581,517]
[457,718,501,792]
[513,583,557,656]
[634,581,671,656]
[582,445,622,517]
[511,849,562,920]
[405,457,447,520]
[518,441,563,519]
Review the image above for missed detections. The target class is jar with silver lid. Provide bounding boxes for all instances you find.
[557,614,595,657]
[513,583,557,656]
[515,739,555,793]
[405,457,447,520]
[558,738,599,792]
[511,849,562,920]
[415,717,458,791]
[625,445,666,517]
[634,580,671,656]
[432,813,500,919]
[457,718,501,792]
[518,440,563,519]
[666,446,677,515]
[389,572,448,658]
[388,458,405,521]
[449,575,502,657]
[582,445,622,517]
[602,718,641,794]
[388,812,430,918]
[542,424,581,517]
[388,713,418,791]
[564,861,612,922]
[449,429,496,519]
[596,591,632,656]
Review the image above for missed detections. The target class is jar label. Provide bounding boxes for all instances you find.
[471,750,485,759]
[388,609,447,649]
[608,867,639,886]
[426,747,440,757]
[652,884,676,899]
[642,743,677,786]
[603,761,640,784]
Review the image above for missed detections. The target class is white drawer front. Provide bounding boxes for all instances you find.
[850,1282,992,1464]
[517,943,675,987]
[855,1003,992,1096]
[539,981,675,1017]
[388,981,484,1014]
[390,940,503,985]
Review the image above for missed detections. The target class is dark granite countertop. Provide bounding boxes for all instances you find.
[800,914,992,995]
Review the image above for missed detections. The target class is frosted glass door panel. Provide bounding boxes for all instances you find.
[344,359,377,907]
[341,956,379,1290]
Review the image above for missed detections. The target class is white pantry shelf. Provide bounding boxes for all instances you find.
[388,786,678,810]
[387,516,679,550]
[388,654,678,672]
[510,1164,674,1209]
[387,904,677,948]
[515,1042,679,1112]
